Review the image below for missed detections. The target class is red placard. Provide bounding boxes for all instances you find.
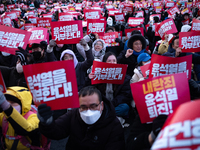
[125,27,144,38]
[146,23,160,36]
[11,10,21,17]
[179,31,200,52]
[0,71,6,93]
[100,32,119,47]
[4,12,18,20]
[28,16,38,24]
[155,6,163,13]
[149,54,192,79]
[42,14,52,18]
[37,8,46,14]
[0,6,4,11]
[157,18,177,39]
[91,61,128,84]
[191,18,200,31]
[128,17,144,27]
[37,18,51,28]
[152,100,200,150]
[23,60,79,110]
[108,9,119,16]
[167,6,180,16]
[51,20,83,44]
[7,4,15,9]
[2,17,12,26]
[87,19,106,36]
[40,4,46,8]
[135,11,144,18]
[84,9,101,21]
[24,23,37,30]
[165,1,175,8]
[140,63,150,78]
[123,4,133,13]
[59,12,73,21]
[130,73,190,123]
[115,13,124,22]
[153,1,162,7]
[28,27,48,44]
[0,25,31,54]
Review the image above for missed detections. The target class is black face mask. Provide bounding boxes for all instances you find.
[32,51,42,61]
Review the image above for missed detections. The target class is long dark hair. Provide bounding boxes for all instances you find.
[102,52,117,63]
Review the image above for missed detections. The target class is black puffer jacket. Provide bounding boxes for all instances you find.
[39,97,125,150]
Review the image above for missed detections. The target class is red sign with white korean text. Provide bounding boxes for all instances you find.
[130,73,190,123]
[157,18,177,39]
[152,100,200,150]
[182,18,190,25]
[125,27,144,38]
[24,23,37,30]
[91,61,128,84]
[165,1,175,8]
[191,18,200,31]
[28,27,48,44]
[153,1,162,7]
[23,60,79,110]
[42,14,53,18]
[100,32,119,47]
[115,13,124,22]
[140,63,150,78]
[179,31,200,52]
[28,16,38,24]
[123,4,133,13]
[87,19,106,36]
[155,6,163,13]
[51,20,83,44]
[37,18,51,28]
[146,23,160,36]
[0,6,4,11]
[0,25,31,54]
[2,17,11,26]
[108,9,119,16]
[167,6,179,16]
[59,12,73,21]
[0,71,6,93]
[84,9,101,21]
[135,11,144,18]
[128,17,144,27]
[4,12,18,20]
[149,54,192,79]
[7,4,15,9]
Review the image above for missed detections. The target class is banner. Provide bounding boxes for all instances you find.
[130,73,190,123]
[167,6,180,17]
[51,20,83,44]
[155,6,163,13]
[28,16,38,24]
[28,27,48,44]
[179,31,200,52]
[87,19,106,36]
[152,100,200,150]
[125,27,144,38]
[37,18,51,28]
[24,23,37,30]
[140,63,150,78]
[157,18,177,39]
[23,60,79,110]
[84,9,101,21]
[0,71,6,93]
[59,12,73,21]
[128,17,144,27]
[108,9,119,16]
[91,61,128,84]
[4,12,18,20]
[165,1,175,8]
[135,11,144,18]
[191,18,200,31]
[0,25,31,54]
[115,13,124,22]
[123,4,133,13]
[7,4,15,9]
[153,1,162,7]
[100,32,119,47]
[149,54,192,79]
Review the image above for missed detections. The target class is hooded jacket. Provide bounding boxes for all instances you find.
[60,49,94,91]
[39,97,125,150]
[0,86,40,150]
[92,39,106,61]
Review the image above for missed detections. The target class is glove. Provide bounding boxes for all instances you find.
[88,33,96,42]
[151,114,168,140]
[0,91,10,111]
[47,39,56,53]
[0,91,6,105]
[37,104,53,125]
[79,39,90,51]
[16,47,28,65]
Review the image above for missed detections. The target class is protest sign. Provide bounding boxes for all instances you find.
[24,23,37,30]
[100,32,119,46]
[91,61,127,84]
[140,63,150,78]
[108,9,119,16]
[37,18,51,28]
[123,4,133,13]
[179,31,200,52]
[149,54,192,79]
[115,13,124,22]
[0,25,31,54]
[87,19,106,36]
[84,9,101,20]
[23,60,79,110]
[131,73,190,123]
[128,17,144,27]
[146,23,160,36]
[152,100,200,150]
[157,18,177,39]
[165,1,175,8]
[135,11,144,18]
[28,27,48,44]
[125,27,144,38]
[51,20,83,44]
[7,4,15,9]
[167,6,180,17]
[155,6,163,13]
[153,1,162,7]
[59,12,73,21]
[4,12,18,20]
[191,18,200,31]
[2,17,11,26]
[28,16,38,24]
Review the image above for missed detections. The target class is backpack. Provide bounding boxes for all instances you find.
[2,105,51,150]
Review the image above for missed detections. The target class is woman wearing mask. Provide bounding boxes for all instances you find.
[89,52,132,124]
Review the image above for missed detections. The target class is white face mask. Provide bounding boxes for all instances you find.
[80,108,102,125]
[13,105,21,113]
[2,52,11,56]
[16,63,23,73]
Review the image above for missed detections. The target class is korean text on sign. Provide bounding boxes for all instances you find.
[88,23,104,33]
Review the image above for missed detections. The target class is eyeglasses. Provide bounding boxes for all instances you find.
[79,103,101,112]
[95,43,103,46]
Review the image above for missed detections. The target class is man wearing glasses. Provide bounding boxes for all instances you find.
[37,86,125,150]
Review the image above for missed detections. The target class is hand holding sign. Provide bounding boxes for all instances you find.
[125,49,133,58]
